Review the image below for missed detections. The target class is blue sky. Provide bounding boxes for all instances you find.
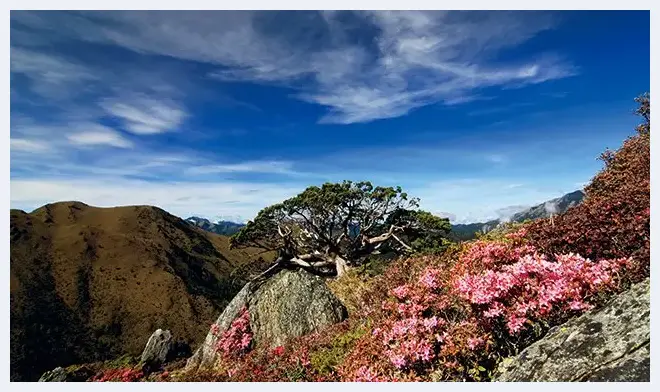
[10,10,650,223]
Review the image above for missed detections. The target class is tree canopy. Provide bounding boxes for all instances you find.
[230,181,450,276]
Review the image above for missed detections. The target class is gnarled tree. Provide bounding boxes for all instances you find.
[230,181,450,277]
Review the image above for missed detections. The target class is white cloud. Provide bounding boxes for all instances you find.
[12,11,576,124]
[101,97,187,134]
[495,205,530,222]
[66,125,133,148]
[410,178,565,223]
[11,119,133,152]
[544,200,559,215]
[10,178,305,222]
[10,47,97,98]
[10,138,51,153]
[186,160,295,175]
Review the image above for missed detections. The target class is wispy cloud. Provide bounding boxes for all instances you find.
[10,178,305,223]
[101,96,187,135]
[10,138,51,153]
[10,47,97,99]
[66,124,133,148]
[186,160,295,175]
[12,10,576,124]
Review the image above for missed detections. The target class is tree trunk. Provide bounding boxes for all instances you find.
[335,256,350,277]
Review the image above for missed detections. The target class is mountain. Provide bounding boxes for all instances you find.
[509,190,585,222]
[450,190,585,241]
[448,219,501,241]
[186,216,245,236]
[10,201,270,381]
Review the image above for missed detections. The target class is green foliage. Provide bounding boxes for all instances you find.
[230,180,450,274]
[387,209,451,254]
[102,354,139,370]
[356,255,394,277]
[475,221,528,242]
[310,324,368,376]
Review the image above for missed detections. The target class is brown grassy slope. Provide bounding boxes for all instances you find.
[10,201,270,381]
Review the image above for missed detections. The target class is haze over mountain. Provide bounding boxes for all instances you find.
[10,201,270,381]
[450,190,585,241]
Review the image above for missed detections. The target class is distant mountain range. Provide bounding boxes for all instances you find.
[185,191,585,242]
[186,216,246,236]
[450,190,585,241]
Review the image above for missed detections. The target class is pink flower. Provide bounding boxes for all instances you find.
[507,314,527,334]
[423,316,439,331]
[355,366,386,382]
[392,285,411,300]
[419,268,442,289]
[389,353,407,369]
[483,301,505,318]
[569,300,593,311]
[467,337,485,350]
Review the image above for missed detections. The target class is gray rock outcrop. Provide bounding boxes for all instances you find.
[140,329,174,370]
[494,278,650,382]
[38,367,67,382]
[186,268,347,371]
[38,365,95,382]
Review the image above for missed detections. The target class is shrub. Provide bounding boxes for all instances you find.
[526,94,650,284]
[342,239,632,381]
[211,306,252,360]
[309,323,368,376]
[90,367,144,382]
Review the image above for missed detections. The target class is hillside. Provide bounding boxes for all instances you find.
[450,190,584,241]
[185,217,245,236]
[10,201,270,381]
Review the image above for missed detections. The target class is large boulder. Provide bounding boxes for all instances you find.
[186,268,347,371]
[494,278,650,382]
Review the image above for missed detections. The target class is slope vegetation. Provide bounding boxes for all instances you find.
[10,202,269,381]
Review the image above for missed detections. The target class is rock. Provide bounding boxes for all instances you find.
[494,278,650,382]
[186,268,347,371]
[185,281,256,370]
[38,365,96,382]
[39,367,67,382]
[140,329,174,371]
[247,268,347,347]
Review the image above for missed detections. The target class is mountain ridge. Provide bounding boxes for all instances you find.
[450,190,585,241]
[186,216,246,236]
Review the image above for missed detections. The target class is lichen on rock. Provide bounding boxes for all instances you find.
[494,278,650,382]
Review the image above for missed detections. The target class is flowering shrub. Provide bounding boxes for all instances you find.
[91,367,144,382]
[455,252,630,334]
[339,236,634,381]
[452,230,535,276]
[211,307,253,360]
[527,94,650,284]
